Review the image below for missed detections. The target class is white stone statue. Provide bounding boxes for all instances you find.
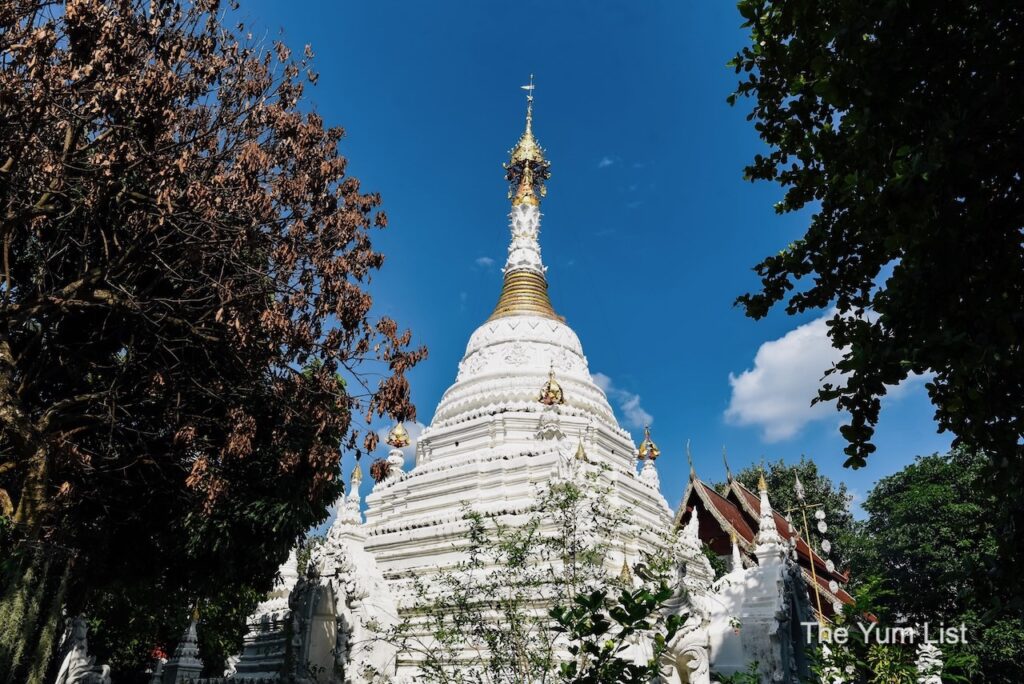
[54,617,111,684]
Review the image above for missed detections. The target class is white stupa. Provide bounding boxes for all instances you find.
[211,82,814,684]
[363,79,673,585]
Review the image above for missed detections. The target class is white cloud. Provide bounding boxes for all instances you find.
[724,311,929,442]
[475,256,495,268]
[592,372,653,429]
[724,313,844,442]
[597,156,614,169]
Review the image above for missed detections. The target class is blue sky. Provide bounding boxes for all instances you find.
[238,0,951,516]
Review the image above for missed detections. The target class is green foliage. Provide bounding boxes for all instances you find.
[377,469,686,683]
[845,448,1020,683]
[0,0,425,679]
[730,0,1023,470]
[296,535,325,581]
[729,0,1024,607]
[551,581,683,684]
[701,542,728,581]
[711,661,759,684]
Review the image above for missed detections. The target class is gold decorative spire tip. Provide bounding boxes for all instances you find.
[386,422,411,449]
[538,364,565,406]
[638,425,660,461]
[574,437,588,462]
[505,75,550,203]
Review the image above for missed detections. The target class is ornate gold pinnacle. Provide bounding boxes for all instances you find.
[386,422,411,449]
[505,75,551,205]
[574,438,588,462]
[638,425,660,461]
[538,365,565,406]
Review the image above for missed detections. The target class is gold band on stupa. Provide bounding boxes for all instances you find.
[489,269,559,320]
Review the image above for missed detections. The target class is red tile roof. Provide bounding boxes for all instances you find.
[675,474,856,615]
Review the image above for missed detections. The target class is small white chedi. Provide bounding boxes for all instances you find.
[154,83,812,684]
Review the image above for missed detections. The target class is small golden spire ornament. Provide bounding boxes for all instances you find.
[351,461,363,486]
[758,468,768,492]
[619,555,632,584]
[574,438,588,463]
[538,365,565,406]
[386,422,411,449]
[637,425,660,461]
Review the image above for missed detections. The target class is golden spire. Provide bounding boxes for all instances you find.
[538,364,565,406]
[509,74,546,168]
[351,461,363,486]
[619,555,632,584]
[574,437,588,462]
[505,75,551,203]
[638,425,660,461]
[758,468,768,492]
[489,77,559,322]
[386,422,411,449]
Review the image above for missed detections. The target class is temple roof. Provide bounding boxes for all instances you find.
[729,480,850,584]
[675,470,855,619]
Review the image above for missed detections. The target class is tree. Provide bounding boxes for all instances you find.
[717,456,855,570]
[728,0,1024,585]
[0,1,425,681]
[375,469,687,683]
[848,449,1024,683]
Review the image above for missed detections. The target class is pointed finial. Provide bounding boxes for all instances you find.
[758,458,767,491]
[352,461,363,487]
[686,439,695,480]
[574,436,588,463]
[684,504,700,540]
[722,446,733,482]
[755,465,782,546]
[386,422,411,449]
[730,532,743,572]
[523,73,535,134]
[506,76,550,200]
[794,472,806,502]
[619,554,632,584]
[638,425,660,461]
[538,363,565,406]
